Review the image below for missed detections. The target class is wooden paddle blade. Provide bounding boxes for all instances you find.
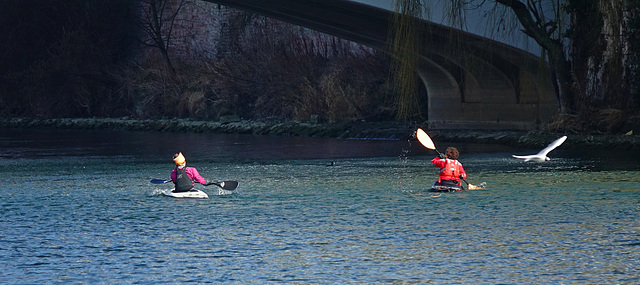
[150,179,171,184]
[216,181,238,190]
[467,182,486,190]
[416,128,436,150]
[467,184,481,190]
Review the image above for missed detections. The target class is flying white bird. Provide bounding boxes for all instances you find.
[512,136,567,162]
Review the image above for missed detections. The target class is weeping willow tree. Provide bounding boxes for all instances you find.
[392,0,640,121]
[390,0,570,117]
[390,0,425,120]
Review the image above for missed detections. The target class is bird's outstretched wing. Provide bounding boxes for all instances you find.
[512,155,530,159]
[512,155,534,162]
[536,136,567,156]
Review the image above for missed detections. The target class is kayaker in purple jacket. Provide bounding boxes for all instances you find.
[170,152,213,192]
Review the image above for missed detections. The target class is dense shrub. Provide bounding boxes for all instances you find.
[122,10,396,122]
[0,3,395,122]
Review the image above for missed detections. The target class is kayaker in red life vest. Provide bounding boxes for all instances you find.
[170,152,214,192]
[431,147,467,188]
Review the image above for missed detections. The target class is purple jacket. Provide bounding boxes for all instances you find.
[171,166,208,186]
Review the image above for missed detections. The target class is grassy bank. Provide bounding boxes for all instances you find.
[2,117,639,151]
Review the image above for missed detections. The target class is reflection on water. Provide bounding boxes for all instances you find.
[0,128,414,162]
[0,128,639,283]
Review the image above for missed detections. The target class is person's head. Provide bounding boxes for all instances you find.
[445,147,459,159]
[173,152,186,166]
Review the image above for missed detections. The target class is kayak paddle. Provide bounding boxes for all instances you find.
[209,180,238,190]
[416,128,443,156]
[416,128,485,190]
[150,179,171,184]
[150,179,239,190]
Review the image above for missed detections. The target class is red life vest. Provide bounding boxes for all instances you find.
[438,158,461,182]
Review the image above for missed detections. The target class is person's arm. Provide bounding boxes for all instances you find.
[186,167,208,185]
[430,157,446,168]
[170,169,177,182]
[458,163,467,179]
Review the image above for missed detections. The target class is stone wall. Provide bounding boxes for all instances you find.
[160,0,233,59]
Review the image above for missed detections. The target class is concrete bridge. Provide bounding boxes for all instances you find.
[203,0,558,130]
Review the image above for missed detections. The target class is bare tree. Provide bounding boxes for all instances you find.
[137,0,190,75]
[491,0,572,113]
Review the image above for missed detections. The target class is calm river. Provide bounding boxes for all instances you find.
[1,128,639,284]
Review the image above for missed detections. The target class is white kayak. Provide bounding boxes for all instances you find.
[162,189,209,199]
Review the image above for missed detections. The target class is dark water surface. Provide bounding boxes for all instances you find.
[1,128,639,284]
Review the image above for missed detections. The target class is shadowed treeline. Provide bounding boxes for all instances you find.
[0,0,398,123]
[0,0,136,118]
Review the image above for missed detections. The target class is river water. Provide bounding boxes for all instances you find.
[1,128,639,284]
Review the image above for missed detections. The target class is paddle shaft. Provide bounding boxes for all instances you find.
[150,179,238,190]
[459,176,471,186]
[150,179,171,184]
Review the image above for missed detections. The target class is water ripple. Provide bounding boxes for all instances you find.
[1,130,639,283]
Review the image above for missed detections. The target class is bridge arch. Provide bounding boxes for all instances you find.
[204,0,558,129]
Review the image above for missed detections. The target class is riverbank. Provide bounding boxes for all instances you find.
[1,117,638,150]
